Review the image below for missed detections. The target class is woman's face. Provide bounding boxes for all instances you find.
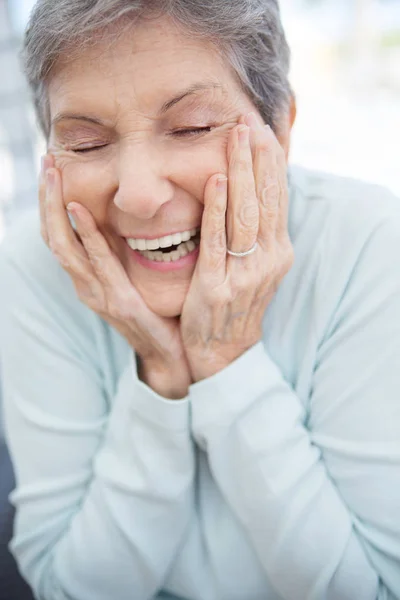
[48,16,292,317]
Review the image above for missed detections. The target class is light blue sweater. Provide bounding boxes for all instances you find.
[1,166,400,600]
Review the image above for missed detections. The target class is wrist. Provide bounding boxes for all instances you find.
[137,356,191,399]
[188,341,259,382]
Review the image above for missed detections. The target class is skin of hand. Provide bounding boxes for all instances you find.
[40,110,293,395]
[39,156,192,399]
[180,111,294,381]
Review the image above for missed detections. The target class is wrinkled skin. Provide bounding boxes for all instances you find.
[41,15,296,396]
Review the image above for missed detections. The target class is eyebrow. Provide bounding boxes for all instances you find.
[51,81,224,127]
[159,82,223,114]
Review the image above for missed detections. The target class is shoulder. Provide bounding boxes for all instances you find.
[0,209,108,356]
[1,208,62,275]
[287,165,400,277]
[272,166,400,351]
[288,164,400,238]
[1,208,80,309]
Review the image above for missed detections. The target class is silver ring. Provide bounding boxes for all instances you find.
[226,242,258,258]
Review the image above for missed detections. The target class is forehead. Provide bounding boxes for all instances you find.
[48,15,239,119]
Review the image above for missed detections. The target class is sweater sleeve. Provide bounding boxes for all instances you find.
[0,244,195,600]
[189,216,400,600]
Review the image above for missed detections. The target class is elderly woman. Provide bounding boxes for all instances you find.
[0,0,399,599]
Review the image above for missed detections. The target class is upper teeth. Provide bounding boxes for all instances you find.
[127,228,198,251]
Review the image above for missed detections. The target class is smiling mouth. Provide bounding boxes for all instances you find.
[126,228,201,262]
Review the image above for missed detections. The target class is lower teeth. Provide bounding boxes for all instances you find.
[139,239,198,262]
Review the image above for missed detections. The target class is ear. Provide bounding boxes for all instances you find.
[289,93,297,129]
[277,93,297,161]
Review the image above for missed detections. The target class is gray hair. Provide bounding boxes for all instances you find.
[22,0,292,138]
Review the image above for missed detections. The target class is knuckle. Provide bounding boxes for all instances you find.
[263,178,280,200]
[238,202,259,230]
[257,139,272,157]
[231,278,248,296]
[107,289,137,321]
[107,299,125,321]
[51,243,71,269]
[91,255,108,277]
[207,228,226,252]
[265,247,278,270]
[233,155,251,174]
[75,282,98,307]
[208,202,225,220]
[204,284,230,306]
[283,245,295,272]
[255,286,273,308]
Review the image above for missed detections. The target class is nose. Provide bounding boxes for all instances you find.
[113,142,173,219]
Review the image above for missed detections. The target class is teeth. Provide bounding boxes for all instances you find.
[136,239,199,262]
[181,231,191,242]
[159,236,172,249]
[127,228,198,251]
[127,239,137,250]
[170,250,180,261]
[171,233,181,245]
[146,238,160,250]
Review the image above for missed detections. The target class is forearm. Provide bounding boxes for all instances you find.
[189,343,383,600]
[9,360,194,600]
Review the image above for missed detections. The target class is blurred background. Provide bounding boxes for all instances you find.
[0,3,398,598]
[0,0,399,242]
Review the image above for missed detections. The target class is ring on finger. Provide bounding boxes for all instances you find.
[226,242,258,257]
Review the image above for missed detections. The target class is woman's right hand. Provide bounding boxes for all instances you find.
[39,155,192,399]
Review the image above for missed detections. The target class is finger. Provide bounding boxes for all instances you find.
[197,173,228,279]
[244,112,264,165]
[226,124,259,255]
[67,202,136,296]
[244,113,270,200]
[275,137,290,239]
[45,168,93,278]
[39,154,54,245]
[256,125,281,250]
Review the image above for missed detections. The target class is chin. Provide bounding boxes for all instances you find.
[142,290,186,318]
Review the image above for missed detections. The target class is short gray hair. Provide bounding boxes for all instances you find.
[22,0,292,138]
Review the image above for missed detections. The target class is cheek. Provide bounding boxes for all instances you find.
[170,140,228,205]
[60,161,115,222]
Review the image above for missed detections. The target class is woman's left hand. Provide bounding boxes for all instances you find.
[180,112,294,381]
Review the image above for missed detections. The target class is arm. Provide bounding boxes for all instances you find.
[189,216,400,600]
[0,243,195,600]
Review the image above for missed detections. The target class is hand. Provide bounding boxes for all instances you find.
[180,112,294,381]
[39,156,192,399]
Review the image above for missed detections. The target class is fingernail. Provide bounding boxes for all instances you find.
[216,176,228,190]
[245,112,258,128]
[66,206,77,230]
[66,202,76,214]
[238,125,249,146]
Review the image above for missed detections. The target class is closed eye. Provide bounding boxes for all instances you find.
[71,127,213,152]
[171,127,213,138]
[72,144,109,154]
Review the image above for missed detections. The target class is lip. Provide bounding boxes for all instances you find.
[127,243,200,272]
